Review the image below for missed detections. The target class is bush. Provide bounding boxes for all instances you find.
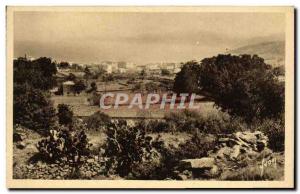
[57,104,73,126]
[258,119,285,152]
[37,125,91,165]
[135,120,170,133]
[176,131,217,159]
[164,110,246,134]
[13,84,56,133]
[131,131,216,180]
[164,110,203,132]
[74,80,86,94]
[84,111,111,130]
[102,120,157,177]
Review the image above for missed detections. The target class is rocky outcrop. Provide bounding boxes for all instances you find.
[177,131,272,180]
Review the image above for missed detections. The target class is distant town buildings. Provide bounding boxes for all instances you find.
[137,62,183,75]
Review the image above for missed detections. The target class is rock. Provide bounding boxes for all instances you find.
[87,158,95,163]
[92,171,97,176]
[218,137,230,142]
[50,167,58,174]
[230,145,241,159]
[216,146,232,159]
[13,133,25,142]
[85,170,93,178]
[235,131,257,145]
[177,174,188,180]
[209,165,219,177]
[16,142,26,149]
[180,158,215,169]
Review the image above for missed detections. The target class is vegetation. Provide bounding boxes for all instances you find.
[198,54,284,122]
[14,57,57,90]
[84,111,111,130]
[73,80,86,94]
[57,61,70,69]
[67,73,77,81]
[258,118,285,152]
[13,57,58,133]
[161,69,171,76]
[37,126,90,163]
[13,84,56,133]
[102,120,156,177]
[173,61,201,94]
[136,110,246,134]
[57,104,74,126]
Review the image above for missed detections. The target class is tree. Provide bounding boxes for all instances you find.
[58,61,70,69]
[84,66,92,84]
[67,73,77,81]
[14,57,57,90]
[161,69,171,76]
[198,54,284,121]
[173,61,201,94]
[57,104,74,126]
[87,82,97,93]
[13,84,56,133]
[140,69,147,79]
[74,80,86,94]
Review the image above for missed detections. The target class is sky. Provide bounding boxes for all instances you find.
[14,11,285,65]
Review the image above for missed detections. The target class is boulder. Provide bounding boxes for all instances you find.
[13,133,24,142]
[16,142,26,149]
[87,158,95,163]
[180,157,215,169]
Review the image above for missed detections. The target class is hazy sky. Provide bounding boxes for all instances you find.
[14,11,285,65]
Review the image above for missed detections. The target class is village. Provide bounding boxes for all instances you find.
[48,59,215,119]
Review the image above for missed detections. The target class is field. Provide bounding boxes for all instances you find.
[51,94,219,118]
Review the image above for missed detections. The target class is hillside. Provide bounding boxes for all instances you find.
[229,41,285,67]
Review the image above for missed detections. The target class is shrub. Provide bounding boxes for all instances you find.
[74,80,86,94]
[57,104,74,126]
[176,131,217,159]
[200,113,246,134]
[221,163,284,180]
[164,110,246,134]
[84,111,111,130]
[161,69,171,76]
[13,84,56,133]
[145,132,217,180]
[135,120,170,133]
[37,125,91,165]
[102,120,157,177]
[258,119,285,152]
[164,110,203,132]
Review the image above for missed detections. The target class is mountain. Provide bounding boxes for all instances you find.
[228,41,285,67]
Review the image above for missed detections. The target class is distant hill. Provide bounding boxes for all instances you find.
[229,41,285,67]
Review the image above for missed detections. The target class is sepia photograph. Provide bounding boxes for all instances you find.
[6,6,294,188]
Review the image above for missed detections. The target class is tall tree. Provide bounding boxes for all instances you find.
[198,54,284,121]
[173,61,201,94]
